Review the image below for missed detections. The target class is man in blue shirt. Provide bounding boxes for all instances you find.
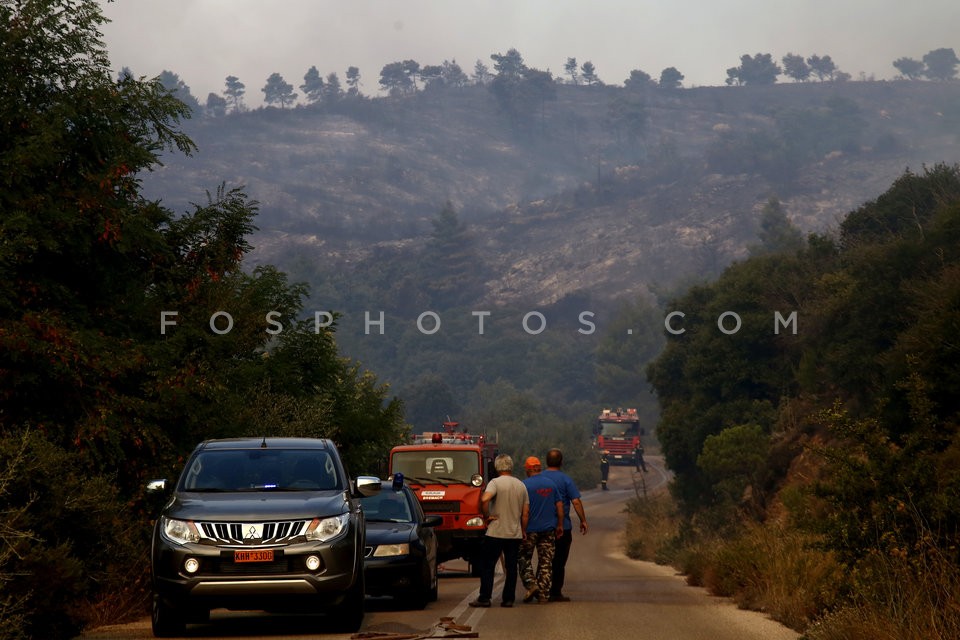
[541,448,588,602]
[518,456,563,604]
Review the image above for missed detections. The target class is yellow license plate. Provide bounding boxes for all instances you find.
[234,549,274,563]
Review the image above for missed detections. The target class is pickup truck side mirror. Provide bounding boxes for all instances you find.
[146,479,168,493]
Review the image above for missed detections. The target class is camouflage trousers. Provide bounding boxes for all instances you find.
[518,530,556,597]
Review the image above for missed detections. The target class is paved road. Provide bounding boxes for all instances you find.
[79,459,798,639]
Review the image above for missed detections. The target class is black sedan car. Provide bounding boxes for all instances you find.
[360,476,441,608]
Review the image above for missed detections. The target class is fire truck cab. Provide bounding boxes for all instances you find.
[594,407,642,465]
[388,421,498,573]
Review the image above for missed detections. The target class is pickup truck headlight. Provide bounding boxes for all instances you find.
[161,517,200,545]
[306,513,350,541]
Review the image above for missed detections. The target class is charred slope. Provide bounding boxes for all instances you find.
[142,81,960,305]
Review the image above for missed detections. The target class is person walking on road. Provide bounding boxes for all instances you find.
[600,451,610,490]
[469,454,529,609]
[541,448,588,602]
[518,456,563,604]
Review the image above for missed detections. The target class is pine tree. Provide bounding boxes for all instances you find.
[262,72,297,108]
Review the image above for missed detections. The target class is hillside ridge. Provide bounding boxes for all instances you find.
[143,80,960,305]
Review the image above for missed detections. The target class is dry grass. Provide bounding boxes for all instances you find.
[624,492,681,564]
[703,524,844,631]
[79,569,150,632]
[803,540,960,640]
[623,495,844,633]
[623,504,960,638]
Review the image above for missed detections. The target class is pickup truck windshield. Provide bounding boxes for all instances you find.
[181,449,341,492]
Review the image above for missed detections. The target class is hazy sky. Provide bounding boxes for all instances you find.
[99,0,959,106]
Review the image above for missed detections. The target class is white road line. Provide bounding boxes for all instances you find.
[463,604,488,630]
[450,561,505,629]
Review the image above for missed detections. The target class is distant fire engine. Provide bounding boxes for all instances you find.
[594,407,642,465]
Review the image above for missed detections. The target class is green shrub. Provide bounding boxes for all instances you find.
[0,430,146,638]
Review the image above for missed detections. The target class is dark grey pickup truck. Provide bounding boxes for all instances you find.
[147,437,380,636]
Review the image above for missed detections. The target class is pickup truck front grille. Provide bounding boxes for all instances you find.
[198,520,308,545]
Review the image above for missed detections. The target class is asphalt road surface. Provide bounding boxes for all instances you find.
[79,459,799,639]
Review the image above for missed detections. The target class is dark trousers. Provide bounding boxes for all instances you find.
[551,528,573,597]
[478,535,521,603]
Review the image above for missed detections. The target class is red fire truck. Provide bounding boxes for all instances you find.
[388,421,499,573]
[594,407,642,465]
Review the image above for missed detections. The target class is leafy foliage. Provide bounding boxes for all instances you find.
[422,201,485,306]
[807,54,839,81]
[624,69,654,90]
[487,49,557,134]
[593,296,664,409]
[603,96,648,158]
[922,47,959,81]
[647,252,803,507]
[462,382,596,488]
[157,70,201,113]
[0,1,406,634]
[223,75,246,112]
[564,57,579,85]
[659,67,684,89]
[580,61,600,86]
[379,60,416,95]
[262,72,297,108]
[697,423,769,509]
[782,53,811,82]
[705,96,866,183]
[647,163,960,634]
[893,57,925,80]
[726,53,782,86]
[300,65,324,103]
[750,197,804,256]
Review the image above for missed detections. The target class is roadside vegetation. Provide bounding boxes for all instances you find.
[627,486,960,639]
[626,164,960,639]
[0,3,409,638]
